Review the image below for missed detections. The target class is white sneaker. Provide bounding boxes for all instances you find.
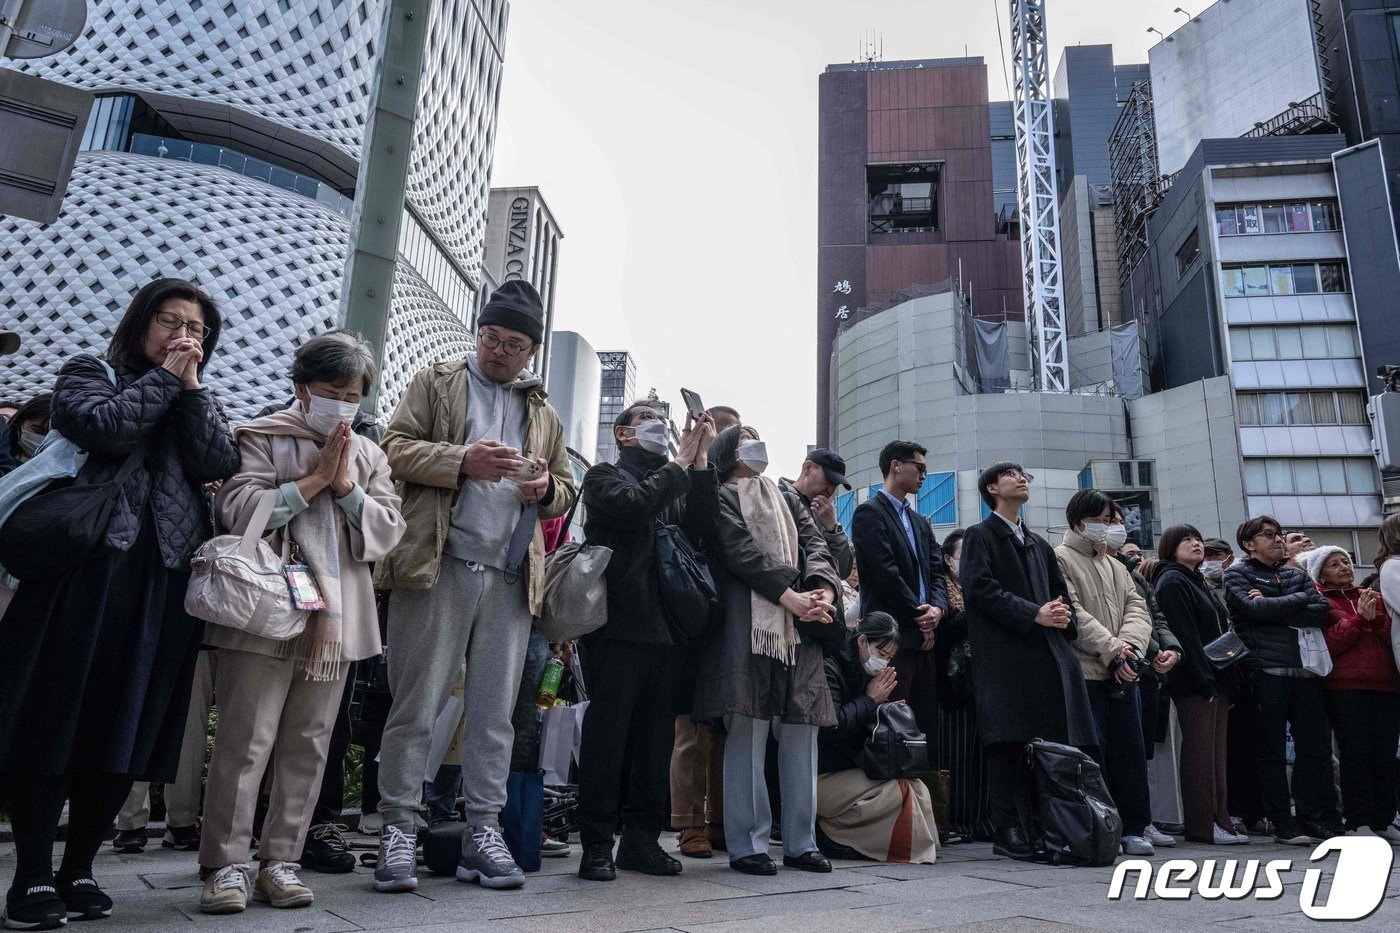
[1143,824,1177,847]
[1213,825,1247,845]
[1121,835,1155,856]
[1377,825,1400,844]
[199,864,251,914]
[358,812,383,836]
[253,861,314,909]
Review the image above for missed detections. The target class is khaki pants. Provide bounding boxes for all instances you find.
[199,648,349,866]
[117,650,215,831]
[669,717,723,829]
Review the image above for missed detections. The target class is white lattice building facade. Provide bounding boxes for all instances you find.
[0,0,508,420]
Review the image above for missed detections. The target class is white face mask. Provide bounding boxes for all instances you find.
[1201,559,1224,579]
[1105,524,1129,550]
[626,419,670,456]
[304,394,360,436]
[947,556,960,576]
[737,439,769,474]
[1080,522,1109,545]
[18,429,44,457]
[862,653,890,676]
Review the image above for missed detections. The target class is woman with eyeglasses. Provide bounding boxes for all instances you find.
[0,278,240,929]
[816,610,938,863]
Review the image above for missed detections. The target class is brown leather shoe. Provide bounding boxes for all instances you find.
[677,826,712,858]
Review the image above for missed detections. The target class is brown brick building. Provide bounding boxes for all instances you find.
[817,58,1022,444]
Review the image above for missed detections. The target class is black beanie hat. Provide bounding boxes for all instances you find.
[479,280,545,345]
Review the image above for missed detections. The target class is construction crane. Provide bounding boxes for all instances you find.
[1009,0,1069,393]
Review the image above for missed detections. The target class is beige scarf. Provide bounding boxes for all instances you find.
[234,410,345,682]
[736,475,800,665]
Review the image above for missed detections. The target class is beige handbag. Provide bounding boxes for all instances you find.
[185,492,309,640]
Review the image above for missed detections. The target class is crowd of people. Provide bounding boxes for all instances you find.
[0,276,1398,929]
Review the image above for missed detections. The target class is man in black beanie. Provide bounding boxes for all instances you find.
[372,279,575,893]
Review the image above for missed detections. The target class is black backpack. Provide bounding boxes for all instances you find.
[1027,739,1121,867]
[858,702,930,781]
[654,522,720,648]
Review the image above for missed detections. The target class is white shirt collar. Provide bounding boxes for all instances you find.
[993,510,1025,542]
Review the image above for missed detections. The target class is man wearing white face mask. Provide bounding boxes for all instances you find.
[576,401,718,881]
[1055,489,1156,855]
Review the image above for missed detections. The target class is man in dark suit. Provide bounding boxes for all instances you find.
[851,440,948,739]
[959,461,1097,860]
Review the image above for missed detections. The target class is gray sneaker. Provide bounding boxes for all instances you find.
[456,823,525,889]
[373,826,419,892]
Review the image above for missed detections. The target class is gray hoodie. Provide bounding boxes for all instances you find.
[443,355,543,569]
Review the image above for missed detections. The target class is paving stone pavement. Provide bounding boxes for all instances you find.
[1,832,1395,931]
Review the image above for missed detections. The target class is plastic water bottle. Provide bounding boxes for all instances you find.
[535,655,565,709]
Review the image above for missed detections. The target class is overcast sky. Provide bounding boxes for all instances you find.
[490,0,1204,473]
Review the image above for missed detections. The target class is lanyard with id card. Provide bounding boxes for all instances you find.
[283,538,327,611]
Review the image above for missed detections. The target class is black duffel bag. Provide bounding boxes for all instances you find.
[0,444,148,583]
[1026,739,1122,867]
[654,521,720,648]
[858,701,930,781]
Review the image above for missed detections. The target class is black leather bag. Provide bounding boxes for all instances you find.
[1204,627,1250,670]
[0,444,148,583]
[858,702,930,781]
[1027,739,1122,867]
[654,522,720,648]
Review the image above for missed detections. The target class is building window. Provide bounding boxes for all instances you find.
[867,163,940,234]
[1238,390,1369,426]
[1244,457,1379,495]
[1216,200,1340,237]
[1229,324,1359,361]
[1176,229,1200,279]
[1221,261,1349,297]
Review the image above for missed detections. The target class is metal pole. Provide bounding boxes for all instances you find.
[0,0,27,52]
[339,0,431,412]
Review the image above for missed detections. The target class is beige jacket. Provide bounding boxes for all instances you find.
[1055,529,1152,680]
[211,416,406,663]
[372,359,575,617]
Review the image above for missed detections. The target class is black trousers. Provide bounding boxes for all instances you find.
[311,660,358,826]
[1227,674,1265,823]
[986,742,1033,834]
[576,639,676,849]
[1084,680,1152,836]
[1251,671,1340,825]
[1326,690,1400,831]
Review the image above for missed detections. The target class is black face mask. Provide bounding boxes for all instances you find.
[1118,553,1143,572]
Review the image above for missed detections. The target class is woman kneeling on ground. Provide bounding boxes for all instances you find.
[199,331,405,914]
[817,610,938,864]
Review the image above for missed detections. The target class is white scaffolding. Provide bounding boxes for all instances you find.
[1010,0,1069,393]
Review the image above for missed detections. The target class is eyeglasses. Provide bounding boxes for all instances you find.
[1252,530,1283,541]
[477,331,531,357]
[895,459,927,477]
[155,311,209,340]
[1001,469,1035,483]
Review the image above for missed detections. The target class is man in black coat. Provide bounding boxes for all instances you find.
[1221,514,1341,845]
[575,402,718,882]
[959,461,1096,860]
[851,440,947,740]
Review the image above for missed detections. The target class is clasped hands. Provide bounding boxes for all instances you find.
[779,586,838,624]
